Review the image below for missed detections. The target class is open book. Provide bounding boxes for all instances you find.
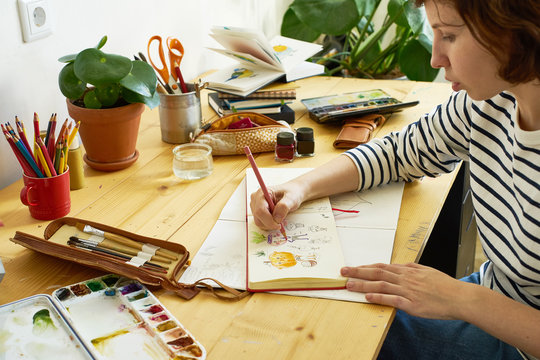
[245,168,346,291]
[201,26,324,96]
[179,168,404,303]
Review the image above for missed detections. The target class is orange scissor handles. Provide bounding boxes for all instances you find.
[147,35,180,94]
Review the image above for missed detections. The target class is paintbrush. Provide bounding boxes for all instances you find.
[69,234,172,267]
[76,223,179,261]
[68,237,168,273]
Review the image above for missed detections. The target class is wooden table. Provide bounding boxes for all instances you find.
[0,76,453,359]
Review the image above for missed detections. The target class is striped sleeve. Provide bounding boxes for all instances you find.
[344,91,471,191]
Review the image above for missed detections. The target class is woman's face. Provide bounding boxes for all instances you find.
[425,0,510,100]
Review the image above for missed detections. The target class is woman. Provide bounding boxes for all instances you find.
[249,0,540,358]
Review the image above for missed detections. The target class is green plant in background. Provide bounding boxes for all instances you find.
[58,36,159,109]
[281,0,439,81]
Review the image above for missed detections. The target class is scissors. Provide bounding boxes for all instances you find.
[147,35,185,94]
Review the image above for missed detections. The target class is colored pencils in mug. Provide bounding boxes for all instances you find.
[2,114,81,178]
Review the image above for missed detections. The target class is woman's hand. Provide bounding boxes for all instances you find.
[341,263,470,320]
[249,181,306,230]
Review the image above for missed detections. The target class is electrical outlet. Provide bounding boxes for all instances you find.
[18,0,52,42]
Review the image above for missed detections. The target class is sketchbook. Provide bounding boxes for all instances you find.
[245,168,347,291]
[201,26,324,96]
[179,168,405,302]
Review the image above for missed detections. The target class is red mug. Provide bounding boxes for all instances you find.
[20,170,71,220]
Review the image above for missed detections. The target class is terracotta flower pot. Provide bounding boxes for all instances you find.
[66,100,145,171]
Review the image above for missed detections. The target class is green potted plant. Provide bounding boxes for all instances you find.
[58,36,159,171]
[281,0,439,81]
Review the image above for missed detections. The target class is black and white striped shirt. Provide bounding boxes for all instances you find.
[345,90,540,311]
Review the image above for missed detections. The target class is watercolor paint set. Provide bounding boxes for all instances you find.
[0,274,206,360]
[301,89,419,123]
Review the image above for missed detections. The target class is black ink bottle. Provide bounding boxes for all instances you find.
[295,127,315,157]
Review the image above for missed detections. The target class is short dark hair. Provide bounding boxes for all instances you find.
[416,0,540,84]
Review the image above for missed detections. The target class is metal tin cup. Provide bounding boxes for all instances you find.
[158,84,202,144]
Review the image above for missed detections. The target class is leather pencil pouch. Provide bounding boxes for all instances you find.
[10,217,247,301]
[333,114,386,149]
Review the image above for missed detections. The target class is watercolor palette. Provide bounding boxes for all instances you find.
[52,274,207,360]
[0,294,94,360]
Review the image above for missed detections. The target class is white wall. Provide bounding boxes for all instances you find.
[0,0,293,189]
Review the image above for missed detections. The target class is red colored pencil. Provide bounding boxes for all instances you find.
[37,136,57,177]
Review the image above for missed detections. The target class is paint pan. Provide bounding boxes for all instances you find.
[0,294,94,360]
[52,274,206,360]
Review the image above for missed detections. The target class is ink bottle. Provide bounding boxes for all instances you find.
[275,131,295,162]
[295,127,315,157]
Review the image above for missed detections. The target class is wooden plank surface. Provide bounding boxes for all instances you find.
[0,76,453,360]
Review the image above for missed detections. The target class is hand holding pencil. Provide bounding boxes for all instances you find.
[244,146,288,240]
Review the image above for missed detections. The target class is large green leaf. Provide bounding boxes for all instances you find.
[122,87,160,109]
[74,48,132,86]
[58,63,87,99]
[417,23,434,53]
[290,0,360,35]
[399,39,439,81]
[404,2,426,34]
[281,8,320,42]
[388,0,408,28]
[119,60,157,98]
[355,0,381,17]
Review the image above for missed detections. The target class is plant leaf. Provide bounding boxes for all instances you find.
[403,1,426,34]
[280,8,320,42]
[290,0,360,36]
[122,87,160,109]
[58,63,87,99]
[83,89,102,109]
[119,60,157,98]
[398,39,439,81]
[96,35,107,50]
[388,0,409,28]
[74,48,132,86]
[95,84,120,107]
[417,22,434,53]
[355,0,380,17]
[58,54,77,63]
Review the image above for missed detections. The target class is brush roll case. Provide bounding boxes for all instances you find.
[10,217,247,301]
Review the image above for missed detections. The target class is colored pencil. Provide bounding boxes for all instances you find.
[13,135,43,177]
[2,125,37,177]
[36,137,57,177]
[34,144,52,177]
[243,146,288,240]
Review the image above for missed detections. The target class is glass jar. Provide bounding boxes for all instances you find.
[275,132,295,162]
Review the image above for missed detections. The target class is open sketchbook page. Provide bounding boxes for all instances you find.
[179,169,404,302]
[245,168,345,290]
